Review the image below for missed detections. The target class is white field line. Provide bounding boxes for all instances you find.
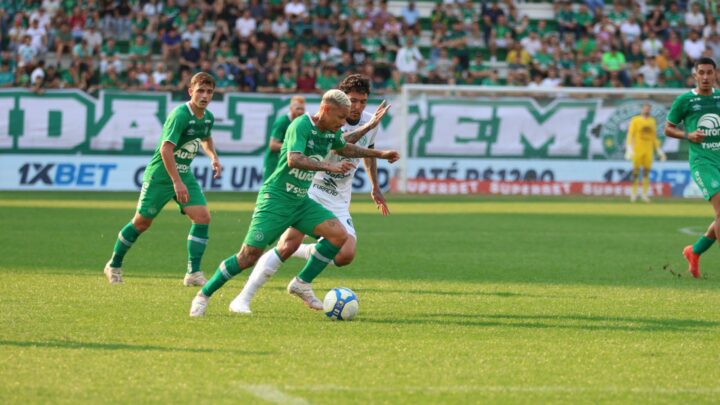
[679,226,706,236]
[278,384,720,395]
[240,384,310,405]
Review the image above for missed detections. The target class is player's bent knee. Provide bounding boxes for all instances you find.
[238,245,264,268]
[327,231,349,248]
[334,252,355,267]
[132,216,152,233]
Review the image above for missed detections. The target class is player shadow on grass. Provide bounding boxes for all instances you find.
[361,313,720,333]
[0,339,273,355]
[261,286,535,298]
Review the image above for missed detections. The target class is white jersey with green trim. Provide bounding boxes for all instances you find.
[309,110,378,210]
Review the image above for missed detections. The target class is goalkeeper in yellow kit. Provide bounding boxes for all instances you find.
[625,103,666,202]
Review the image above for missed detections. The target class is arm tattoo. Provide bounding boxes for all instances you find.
[288,152,330,171]
[342,126,370,144]
[338,143,380,158]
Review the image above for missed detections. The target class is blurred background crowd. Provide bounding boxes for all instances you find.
[0,0,716,96]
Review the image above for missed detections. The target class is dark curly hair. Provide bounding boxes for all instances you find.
[338,74,370,95]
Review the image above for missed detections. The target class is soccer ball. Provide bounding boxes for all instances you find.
[323,287,359,321]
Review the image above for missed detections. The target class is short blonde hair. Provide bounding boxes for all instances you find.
[321,89,351,108]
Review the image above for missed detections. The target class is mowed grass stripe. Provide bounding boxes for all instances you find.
[0,198,713,217]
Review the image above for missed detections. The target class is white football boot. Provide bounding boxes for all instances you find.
[183,271,207,287]
[287,277,323,311]
[229,294,252,314]
[189,293,209,317]
[103,261,123,284]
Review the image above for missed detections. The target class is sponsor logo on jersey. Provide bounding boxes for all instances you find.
[692,104,702,111]
[323,176,338,189]
[286,182,308,197]
[175,139,200,160]
[698,113,720,137]
[313,183,339,196]
[289,168,314,181]
[699,113,720,150]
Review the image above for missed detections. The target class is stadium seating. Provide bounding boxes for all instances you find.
[0,1,711,94]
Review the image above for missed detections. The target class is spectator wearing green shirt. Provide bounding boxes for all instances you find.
[60,61,80,89]
[213,67,236,94]
[100,65,124,90]
[607,3,629,27]
[557,1,577,39]
[481,70,501,86]
[54,22,73,56]
[468,52,490,84]
[0,62,14,87]
[576,4,594,35]
[278,69,296,94]
[316,66,338,92]
[631,72,651,88]
[128,35,150,62]
[576,32,597,58]
[665,2,684,33]
[601,43,630,87]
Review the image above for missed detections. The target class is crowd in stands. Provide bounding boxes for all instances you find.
[0,0,717,95]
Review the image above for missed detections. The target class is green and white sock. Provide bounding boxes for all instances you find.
[187,223,209,274]
[297,239,341,283]
[110,222,140,267]
[202,255,243,297]
[693,235,715,255]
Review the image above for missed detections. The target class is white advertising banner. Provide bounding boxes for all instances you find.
[0,155,394,192]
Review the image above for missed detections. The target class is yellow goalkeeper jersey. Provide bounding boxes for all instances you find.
[627,115,659,153]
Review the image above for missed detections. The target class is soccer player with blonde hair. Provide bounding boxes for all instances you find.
[230,74,391,314]
[189,89,400,316]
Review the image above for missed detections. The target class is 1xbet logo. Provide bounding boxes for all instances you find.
[18,163,117,186]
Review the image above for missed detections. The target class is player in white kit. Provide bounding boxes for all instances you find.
[229,74,391,313]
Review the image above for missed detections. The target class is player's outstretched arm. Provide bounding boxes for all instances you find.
[337,143,400,163]
[200,137,223,179]
[343,100,391,144]
[288,152,355,174]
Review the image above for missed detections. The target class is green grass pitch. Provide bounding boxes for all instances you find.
[1,191,719,404]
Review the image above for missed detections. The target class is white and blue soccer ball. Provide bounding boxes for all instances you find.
[323,287,359,321]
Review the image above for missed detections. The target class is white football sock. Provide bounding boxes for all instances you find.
[237,248,283,302]
[291,243,314,260]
